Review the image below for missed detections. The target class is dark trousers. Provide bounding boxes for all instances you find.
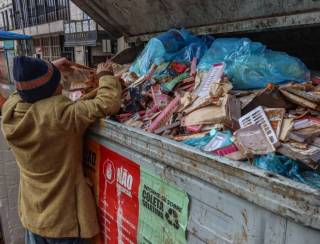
[25,230,86,244]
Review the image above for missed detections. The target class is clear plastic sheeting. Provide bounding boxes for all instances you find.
[130,29,208,77]
[253,153,320,189]
[198,38,310,90]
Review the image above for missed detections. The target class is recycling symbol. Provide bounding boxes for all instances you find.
[165,208,179,229]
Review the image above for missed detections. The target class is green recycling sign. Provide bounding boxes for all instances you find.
[138,168,189,244]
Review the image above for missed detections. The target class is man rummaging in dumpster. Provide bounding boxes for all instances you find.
[1,56,122,243]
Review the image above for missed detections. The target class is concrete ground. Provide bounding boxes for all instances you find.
[0,131,24,244]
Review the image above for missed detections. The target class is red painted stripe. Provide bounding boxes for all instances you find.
[15,62,54,91]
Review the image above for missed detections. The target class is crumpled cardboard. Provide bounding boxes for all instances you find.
[183,76,233,115]
[264,108,285,137]
[183,96,221,115]
[279,118,294,142]
[280,89,319,111]
[234,124,275,156]
[182,94,240,129]
[179,92,196,112]
[209,80,233,98]
[60,63,96,91]
[277,143,320,170]
[241,84,294,114]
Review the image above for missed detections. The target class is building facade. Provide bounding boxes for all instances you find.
[0,1,15,97]
[0,0,118,66]
[0,0,14,31]
[11,0,70,61]
[0,0,116,65]
[63,2,115,66]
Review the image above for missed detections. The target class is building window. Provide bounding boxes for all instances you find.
[39,36,61,62]
[13,0,70,28]
[51,36,61,60]
[83,20,89,32]
[62,46,74,61]
[37,0,46,25]
[89,20,96,31]
[64,22,70,33]
[4,10,9,31]
[76,21,82,33]
[9,8,14,30]
[83,12,90,20]
[70,22,76,33]
[0,12,4,30]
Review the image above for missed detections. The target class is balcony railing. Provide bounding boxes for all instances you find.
[64,19,97,34]
[64,19,98,47]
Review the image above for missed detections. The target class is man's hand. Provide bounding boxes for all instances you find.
[96,62,114,79]
[52,57,71,70]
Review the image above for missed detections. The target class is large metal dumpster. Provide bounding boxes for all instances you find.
[86,120,320,243]
[74,0,320,243]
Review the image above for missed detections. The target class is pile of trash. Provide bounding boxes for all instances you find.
[64,29,320,189]
[60,62,98,101]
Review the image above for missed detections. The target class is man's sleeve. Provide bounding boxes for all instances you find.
[55,75,122,133]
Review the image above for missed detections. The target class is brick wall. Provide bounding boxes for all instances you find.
[0,132,24,244]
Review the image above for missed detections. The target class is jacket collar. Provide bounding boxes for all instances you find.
[14,102,31,113]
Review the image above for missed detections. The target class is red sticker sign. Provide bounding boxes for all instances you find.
[98,146,140,244]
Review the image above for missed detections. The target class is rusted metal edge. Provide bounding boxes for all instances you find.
[89,119,320,230]
[126,11,320,43]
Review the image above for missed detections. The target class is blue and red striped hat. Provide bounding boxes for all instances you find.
[13,56,61,103]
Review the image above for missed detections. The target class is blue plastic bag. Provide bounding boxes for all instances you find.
[199,35,215,49]
[182,128,216,149]
[254,153,291,175]
[253,153,320,189]
[164,42,207,65]
[300,171,320,189]
[182,134,212,149]
[130,29,208,77]
[183,129,232,151]
[198,38,310,90]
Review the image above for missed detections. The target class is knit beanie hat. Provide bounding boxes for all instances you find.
[13,56,61,103]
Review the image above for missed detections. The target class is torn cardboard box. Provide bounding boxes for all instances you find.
[60,62,96,91]
[281,86,320,103]
[264,108,285,137]
[182,95,240,129]
[277,143,320,170]
[279,118,294,142]
[234,124,275,155]
[241,84,293,114]
[209,78,233,98]
[288,125,320,143]
[280,89,320,111]
[183,96,221,115]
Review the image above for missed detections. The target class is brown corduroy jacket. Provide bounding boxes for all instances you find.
[1,75,122,238]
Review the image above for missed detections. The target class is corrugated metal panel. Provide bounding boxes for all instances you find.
[89,120,320,243]
[72,0,320,39]
[89,120,320,230]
